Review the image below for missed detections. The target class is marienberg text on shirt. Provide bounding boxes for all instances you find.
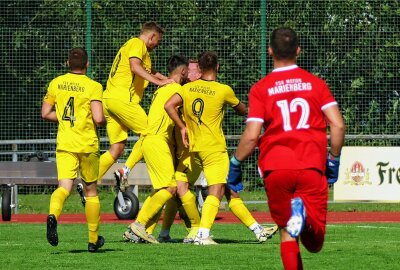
[268,78,312,96]
[189,85,216,96]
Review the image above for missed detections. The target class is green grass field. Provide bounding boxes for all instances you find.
[1,222,399,269]
[3,189,400,269]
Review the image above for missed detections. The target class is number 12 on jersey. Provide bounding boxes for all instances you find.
[276,98,310,131]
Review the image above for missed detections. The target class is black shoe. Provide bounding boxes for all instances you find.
[46,214,58,246]
[88,235,105,252]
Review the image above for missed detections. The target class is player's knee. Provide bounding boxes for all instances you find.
[177,183,189,197]
[109,142,126,158]
[167,186,177,196]
[300,233,324,253]
[84,181,98,197]
[304,243,323,253]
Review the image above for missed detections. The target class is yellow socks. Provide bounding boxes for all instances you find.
[49,187,70,220]
[125,136,144,169]
[145,209,162,235]
[98,151,115,180]
[161,198,178,231]
[229,197,256,227]
[85,196,100,244]
[136,189,173,225]
[199,195,220,231]
[180,191,200,229]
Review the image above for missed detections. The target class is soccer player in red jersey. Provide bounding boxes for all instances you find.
[227,27,345,269]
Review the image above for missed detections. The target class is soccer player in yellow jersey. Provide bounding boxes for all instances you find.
[41,48,106,252]
[165,51,247,245]
[100,21,174,189]
[126,55,189,243]
[166,59,278,243]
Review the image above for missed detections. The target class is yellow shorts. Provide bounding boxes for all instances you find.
[175,147,202,186]
[103,98,147,144]
[56,150,100,183]
[195,151,229,186]
[142,135,177,190]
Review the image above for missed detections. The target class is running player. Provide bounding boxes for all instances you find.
[165,51,247,245]
[42,48,106,252]
[227,27,345,269]
[100,21,173,189]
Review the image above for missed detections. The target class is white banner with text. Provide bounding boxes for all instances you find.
[334,147,400,202]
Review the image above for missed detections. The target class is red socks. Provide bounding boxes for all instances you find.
[280,241,303,270]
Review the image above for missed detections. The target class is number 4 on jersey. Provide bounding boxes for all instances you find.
[62,97,76,127]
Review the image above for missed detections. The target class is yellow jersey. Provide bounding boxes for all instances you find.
[177,79,240,152]
[146,82,182,143]
[43,73,103,153]
[104,37,151,103]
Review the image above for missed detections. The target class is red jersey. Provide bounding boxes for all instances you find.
[247,65,337,175]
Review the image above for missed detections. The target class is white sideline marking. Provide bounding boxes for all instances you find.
[327,224,400,230]
[0,243,22,246]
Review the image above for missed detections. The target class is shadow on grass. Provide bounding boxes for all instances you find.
[213,238,262,244]
[68,248,120,253]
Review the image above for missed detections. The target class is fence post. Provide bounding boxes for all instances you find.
[11,143,18,162]
[260,0,267,77]
[86,0,93,78]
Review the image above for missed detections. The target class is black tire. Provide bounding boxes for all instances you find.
[2,187,12,221]
[113,191,139,220]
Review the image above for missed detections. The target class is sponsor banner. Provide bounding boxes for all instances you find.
[334,147,400,202]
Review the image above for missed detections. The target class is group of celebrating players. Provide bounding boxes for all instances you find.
[42,21,345,270]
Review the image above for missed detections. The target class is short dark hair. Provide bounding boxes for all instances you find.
[198,51,218,72]
[270,27,298,60]
[167,54,188,73]
[141,21,165,35]
[68,47,88,70]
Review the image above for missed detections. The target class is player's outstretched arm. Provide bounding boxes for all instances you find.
[130,58,173,86]
[151,68,168,80]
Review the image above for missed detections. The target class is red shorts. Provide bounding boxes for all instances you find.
[264,169,328,230]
